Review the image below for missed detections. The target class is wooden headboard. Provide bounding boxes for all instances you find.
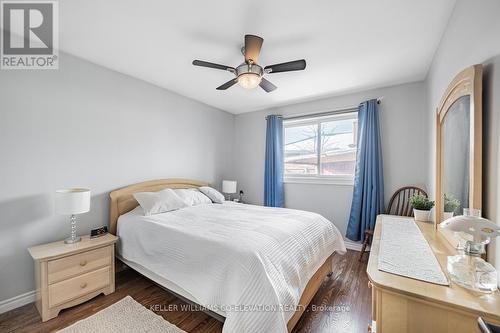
[108,178,209,234]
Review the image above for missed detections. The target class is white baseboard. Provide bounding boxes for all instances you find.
[0,290,36,314]
[343,239,369,252]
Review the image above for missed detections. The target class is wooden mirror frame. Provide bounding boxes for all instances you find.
[435,64,482,226]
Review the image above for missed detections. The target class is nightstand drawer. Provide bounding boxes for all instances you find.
[48,266,110,307]
[48,246,111,284]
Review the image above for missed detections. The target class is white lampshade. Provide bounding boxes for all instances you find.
[222,180,237,194]
[55,188,91,215]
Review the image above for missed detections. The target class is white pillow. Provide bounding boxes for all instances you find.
[198,186,225,204]
[174,188,212,206]
[133,188,188,216]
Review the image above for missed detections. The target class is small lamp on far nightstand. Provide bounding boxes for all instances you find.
[55,188,91,244]
[222,180,237,201]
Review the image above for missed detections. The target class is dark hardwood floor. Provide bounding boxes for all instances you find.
[0,250,371,333]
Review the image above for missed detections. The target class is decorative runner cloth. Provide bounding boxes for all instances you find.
[378,216,449,285]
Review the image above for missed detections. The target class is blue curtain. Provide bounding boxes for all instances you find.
[264,115,284,207]
[346,100,384,241]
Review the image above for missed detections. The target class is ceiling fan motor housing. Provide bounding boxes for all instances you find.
[236,63,263,78]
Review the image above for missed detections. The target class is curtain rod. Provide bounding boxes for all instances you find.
[265,97,383,121]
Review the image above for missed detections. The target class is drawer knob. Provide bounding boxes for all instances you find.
[79,260,87,266]
[80,282,87,289]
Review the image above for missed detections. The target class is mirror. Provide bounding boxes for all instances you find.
[442,95,470,219]
[436,65,482,231]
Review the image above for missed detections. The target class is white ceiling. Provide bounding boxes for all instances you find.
[60,0,456,114]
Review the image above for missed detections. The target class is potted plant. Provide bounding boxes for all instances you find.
[443,194,460,220]
[409,194,435,222]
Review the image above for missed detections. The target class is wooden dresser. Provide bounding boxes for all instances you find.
[28,234,118,322]
[367,215,500,333]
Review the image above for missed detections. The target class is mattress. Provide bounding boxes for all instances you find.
[117,202,346,333]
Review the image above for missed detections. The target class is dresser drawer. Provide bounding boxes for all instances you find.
[48,246,111,284]
[48,266,110,307]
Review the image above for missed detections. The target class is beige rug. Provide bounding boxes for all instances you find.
[57,296,187,333]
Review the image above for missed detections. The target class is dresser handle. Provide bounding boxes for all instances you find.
[80,282,87,289]
[79,260,87,266]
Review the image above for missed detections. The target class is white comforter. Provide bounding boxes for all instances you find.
[117,202,346,333]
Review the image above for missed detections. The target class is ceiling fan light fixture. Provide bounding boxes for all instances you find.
[237,73,261,89]
[192,34,306,92]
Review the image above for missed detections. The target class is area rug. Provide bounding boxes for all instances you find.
[57,296,187,333]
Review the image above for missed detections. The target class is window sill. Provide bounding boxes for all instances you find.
[284,176,354,186]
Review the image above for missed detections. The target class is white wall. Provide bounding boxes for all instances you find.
[0,52,234,302]
[424,0,500,285]
[232,82,428,238]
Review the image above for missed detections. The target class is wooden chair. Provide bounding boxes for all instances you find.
[358,186,428,261]
[386,186,428,217]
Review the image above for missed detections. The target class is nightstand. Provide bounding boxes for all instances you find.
[28,233,118,322]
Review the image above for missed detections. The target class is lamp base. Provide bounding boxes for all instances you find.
[65,214,81,244]
[65,236,81,244]
[447,254,498,293]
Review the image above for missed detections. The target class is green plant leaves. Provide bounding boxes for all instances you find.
[409,194,435,211]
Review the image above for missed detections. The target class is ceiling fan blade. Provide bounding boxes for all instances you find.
[259,78,277,92]
[244,35,264,63]
[216,78,238,90]
[193,60,235,72]
[265,59,306,73]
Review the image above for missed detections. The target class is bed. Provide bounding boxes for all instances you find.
[109,179,346,333]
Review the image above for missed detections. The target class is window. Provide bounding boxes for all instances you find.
[284,112,358,184]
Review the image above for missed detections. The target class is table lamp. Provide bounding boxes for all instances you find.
[222,180,237,201]
[440,213,500,293]
[55,188,91,244]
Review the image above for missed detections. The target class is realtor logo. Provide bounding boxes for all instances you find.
[1,0,58,69]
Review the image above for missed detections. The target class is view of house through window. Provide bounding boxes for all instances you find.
[284,112,358,178]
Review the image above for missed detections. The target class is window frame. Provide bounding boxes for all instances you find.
[283,112,358,186]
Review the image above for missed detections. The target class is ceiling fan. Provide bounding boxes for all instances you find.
[192,34,306,92]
